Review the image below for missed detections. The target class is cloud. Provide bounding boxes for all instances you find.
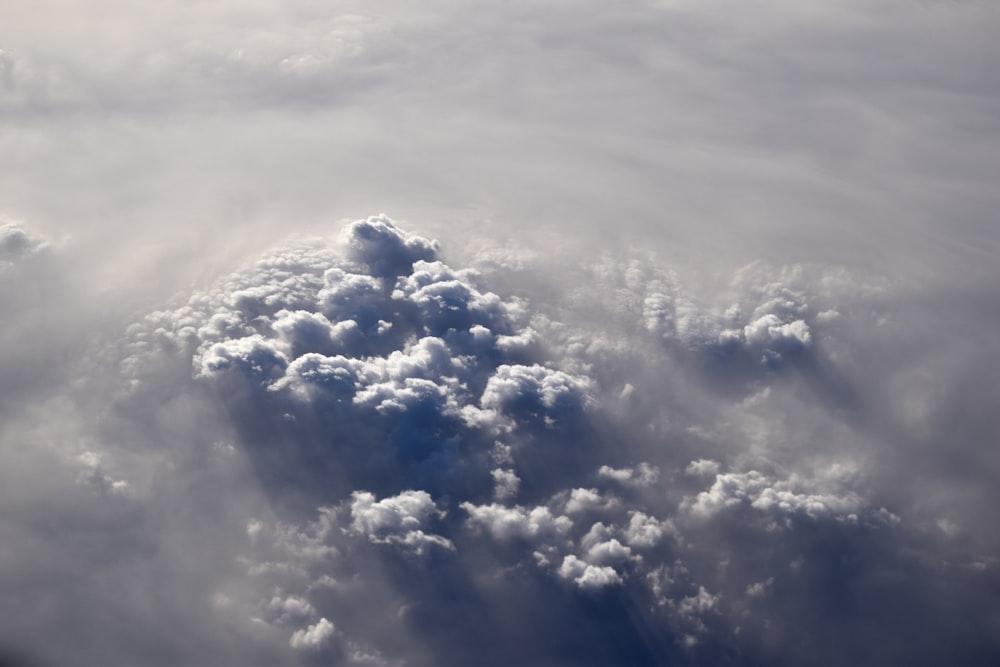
[623,512,672,548]
[199,334,289,381]
[2,0,999,661]
[491,468,520,501]
[0,210,997,666]
[342,215,439,278]
[266,595,316,626]
[349,490,453,553]
[685,468,898,525]
[598,463,660,487]
[479,364,592,420]
[51,218,1000,664]
[289,618,335,651]
[558,554,622,590]
[462,502,572,542]
[564,488,620,515]
[684,459,720,478]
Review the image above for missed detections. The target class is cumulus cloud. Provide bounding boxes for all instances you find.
[685,469,896,525]
[623,512,672,548]
[289,618,335,650]
[462,502,572,542]
[558,554,622,590]
[479,364,592,421]
[341,215,439,278]
[349,490,453,553]
[564,488,620,515]
[2,211,997,666]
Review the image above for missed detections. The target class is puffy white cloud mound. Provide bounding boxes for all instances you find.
[80,216,992,667]
[480,364,592,418]
[289,617,335,650]
[122,217,598,510]
[350,489,453,553]
[558,554,622,590]
[461,502,573,541]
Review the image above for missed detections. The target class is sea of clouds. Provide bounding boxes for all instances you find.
[1,214,996,664]
[2,1,999,665]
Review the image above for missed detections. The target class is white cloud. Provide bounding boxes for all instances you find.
[491,468,520,501]
[95,216,958,664]
[686,469,896,524]
[684,459,720,478]
[480,364,592,419]
[289,617,335,650]
[583,538,632,566]
[598,463,660,487]
[623,512,672,549]
[350,490,453,553]
[461,502,572,541]
[557,555,622,590]
[564,488,619,515]
[266,595,316,625]
[743,315,811,351]
[199,334,289,380]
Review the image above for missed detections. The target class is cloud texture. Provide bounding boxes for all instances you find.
[2,1,999,665]
[0,213,994,665]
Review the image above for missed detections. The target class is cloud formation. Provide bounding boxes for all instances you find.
[38,214,989,666]
[2,0,999,664]
[0,222,45,263]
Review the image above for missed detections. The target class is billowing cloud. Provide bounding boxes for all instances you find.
[462,502,573,542]
[349,490,453,553]
[289,618,335,651]
[0,213,996,666]
[558,554,622,590]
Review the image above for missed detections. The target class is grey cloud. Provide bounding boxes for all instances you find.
[490,468,520,501]
[0,222,45,263]
[343,216,439,278]
[479,364,592,420]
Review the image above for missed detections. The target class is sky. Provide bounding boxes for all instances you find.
[1,1,999,665]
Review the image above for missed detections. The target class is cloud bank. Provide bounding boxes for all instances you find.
[0,214,994,665]
[2,1,999,665]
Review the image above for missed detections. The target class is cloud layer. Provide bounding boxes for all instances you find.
[2,1,999,664]
[0,215,989,665]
